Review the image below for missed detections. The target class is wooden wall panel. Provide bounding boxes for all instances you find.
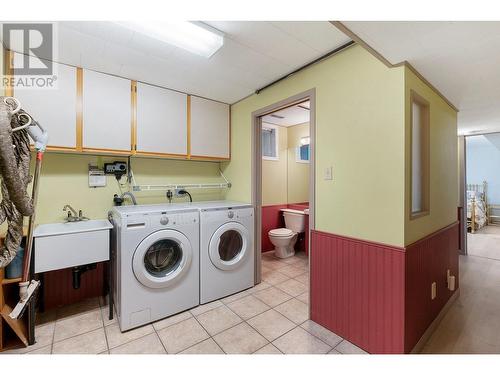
[310,230,405,354]
[42,262,105,310]
[310,222,459,354]
[404,222,459,352]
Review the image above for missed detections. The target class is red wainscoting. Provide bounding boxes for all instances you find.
[42,263,106,310]
[310,231,406,354]
[310,221,459,354]
[404,222,459,352]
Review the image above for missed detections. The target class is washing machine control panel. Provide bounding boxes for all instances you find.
[154,211,198,226]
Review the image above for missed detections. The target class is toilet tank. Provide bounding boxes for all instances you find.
[282,209,306,233]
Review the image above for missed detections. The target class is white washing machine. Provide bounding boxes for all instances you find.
[110,204,199,331]
[195,201,255,304]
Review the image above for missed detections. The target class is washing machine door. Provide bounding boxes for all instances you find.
[133,229,192,289]
[209,222,250,271]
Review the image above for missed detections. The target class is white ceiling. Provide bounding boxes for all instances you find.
[4,21,350,104]
[467,133,500,150]
[262,101,310,126]
[340,22,500,134]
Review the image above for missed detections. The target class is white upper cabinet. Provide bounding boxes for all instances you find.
[13,53,77,149]
[190,96,230,159]
[82,69,131,151]
[136,83,187,155]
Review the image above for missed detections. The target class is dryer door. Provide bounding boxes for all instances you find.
[209,222,250,271]
[133,229,192,289]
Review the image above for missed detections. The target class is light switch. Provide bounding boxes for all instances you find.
[324,166,333,180]
[431,282,437,300]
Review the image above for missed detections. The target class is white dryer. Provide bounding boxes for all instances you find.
[110,204,199,331]
[196,201,255,304]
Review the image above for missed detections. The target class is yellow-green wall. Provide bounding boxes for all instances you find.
[404,67,458,245]
[223,44,407,247]
[261,123,310,206]
[262,125,288,205]
[287,123,310,204]
[33,154,224,224]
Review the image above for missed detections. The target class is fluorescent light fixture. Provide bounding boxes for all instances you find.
[117,21,224,58]
[300,136,310,146]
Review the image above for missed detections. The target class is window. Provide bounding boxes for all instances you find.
[296,136,310,163]
[410,91,430,218]
[262,124,279,160]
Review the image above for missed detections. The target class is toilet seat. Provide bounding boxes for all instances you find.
[269,228,294,237]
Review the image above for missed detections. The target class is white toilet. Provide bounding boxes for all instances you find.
[268,208,306,258]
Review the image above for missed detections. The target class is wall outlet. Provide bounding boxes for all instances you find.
[431,282,437,300]
[324,166,333,180]
[175,188,185,197]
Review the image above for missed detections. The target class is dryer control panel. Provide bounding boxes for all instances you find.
[124,210,198,230]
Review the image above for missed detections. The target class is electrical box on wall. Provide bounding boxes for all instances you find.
[88,165,106,188]
[104,161,127,181]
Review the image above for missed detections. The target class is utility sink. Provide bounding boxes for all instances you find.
[33,219,113,273]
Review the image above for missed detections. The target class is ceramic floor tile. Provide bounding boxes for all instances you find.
[253,343,283,354]
[221,289,250,304]
[157,317,209,354]
[276,278,308,297]
[279,256,302,266]
[213,322,268,354]
[54,309,103,342]
[274,298,309,324]
[196,305,242,336]
[110,333,166,354]
[105,322,154,349]
[253,286,293,308]
[35,309,57,325]
[152,310,193,331]
[263,261,288,271]
[52,328,107,354]
[180,338,224,354]
[190,300,224,316]
[335,340,368,354]
[248,281,272,294]
[328,349,341,354]
[296,291,309,305]
[261,271,290,285]
[7,321,55,354]
[301,320,343,347]
[26,345,52,354]
[278,265,306,278]
[273,327,331,354]
[226,295,270,320]
[56,297,100,319]
[294,273,309,285]
[247,309,296,341]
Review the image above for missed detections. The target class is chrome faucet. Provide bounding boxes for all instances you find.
[63,205,89,222]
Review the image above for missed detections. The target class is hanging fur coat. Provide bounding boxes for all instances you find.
[0,97,33,268]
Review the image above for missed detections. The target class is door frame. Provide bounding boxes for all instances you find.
[461,131,500,254]
[251,88,316,284]
[458,135,467,254]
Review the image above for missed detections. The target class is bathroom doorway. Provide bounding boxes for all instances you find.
[251,89,315,291]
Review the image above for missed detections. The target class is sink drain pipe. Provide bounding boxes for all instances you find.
[72,263,97,290]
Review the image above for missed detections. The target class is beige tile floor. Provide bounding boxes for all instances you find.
[4,250,367,355]
[467,225,500,261]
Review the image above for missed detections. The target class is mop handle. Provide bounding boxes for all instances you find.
[21,152,43,283]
